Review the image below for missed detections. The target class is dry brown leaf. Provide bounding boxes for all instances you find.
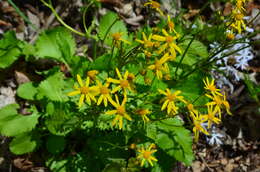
[13,158,33,171]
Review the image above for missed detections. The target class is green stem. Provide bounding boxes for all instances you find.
[40,0,85,36]
[101,18,119,43]
[182,44,251,79]
[7,0,37,30]
[174,36,195,78]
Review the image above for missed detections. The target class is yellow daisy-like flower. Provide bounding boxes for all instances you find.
[135,109,151,122]
[203,77,222,96]
[167,15,179,36]
[136,32,155,48]
[144,0,164,16]
[111,32,131,46]
[137,143,158,167]
[96,80,113,107]
[158,88,186,115]
[230,9,246,34]
[226,32,235,40]
[206,93,232,118]
[147,53,171,79]
[107,68,135,94]
[186,103,198,114]
[190,111,209,142]
[87,70,99,81]
[152,29,182,59]
[106,94,132,130]
[67,74,99,107]
[235,0,248,12]
[202,105,221,129]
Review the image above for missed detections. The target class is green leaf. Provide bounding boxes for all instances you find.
[17,82,38,100]
[98,11,128,45]
[35,27,75,62]
[172,72,206,105]
[46,135,66,154]
[38,72,68,102]
[45,102,75,136]
[0,31,23,68]
[153,118,194,166]
[150,78,167,92]
[0,104,39,137]
[178,39,208,66]
[10,132,37,155]
[90,54,112,71]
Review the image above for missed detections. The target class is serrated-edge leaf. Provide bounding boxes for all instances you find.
[10,132,37,155]
[17,82,38,100]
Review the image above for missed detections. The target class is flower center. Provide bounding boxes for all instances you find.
[167,94,176,101]
[227,33,235,40]
[235,13,244,20]
[120,80,129,88]
[166,36,174,43]
[144,40,154,48]
[154,60,162,70]
[143,151,152,159]
[187,104,194,111]
[117,106,125,115]
[214,97,222,105]
[168,21,174,29]
[151,2,160,8]
[208,85,217,92]
[80,86,89,94]
[100,86,109,95]
[112,33,122,41]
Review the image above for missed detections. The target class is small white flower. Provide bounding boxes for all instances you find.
[206,127,224,145]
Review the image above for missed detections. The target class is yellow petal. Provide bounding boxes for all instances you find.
[106,110,117,115]
[162,29,169,37]
[152,35,166,42]
[67,90,80,96]
[116,68,122,80]
[78,94,85,107]
[97,95,103,105]
[77,74,84,87]
[161,100,169,111]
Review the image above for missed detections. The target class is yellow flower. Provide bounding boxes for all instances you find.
[235,0,247,12]
[111,32,131,46]
[229,9,246,33]
[143,50,152,58]
[96,80,113,107]
[167,15,179,36]
[158,88,186,115]
[135,109,151,122]
[203,77,222,96]
[206,93,232,118]
[226,32,235,40]
[190,111,209,142]
[137,143,158,167]
[152,29,182,59]
[186,103,198,114]
[147,53,171,79]
[202,105,221,129]
[68,74,99,107]
[106,94,132,130]
[87,70,99,81]
[136,32,155,48]
[107,68,135,94]
[144,0,164,16]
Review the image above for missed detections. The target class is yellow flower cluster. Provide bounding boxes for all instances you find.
[136,4,182,80]
[189,77,231,142]
[227,0,249,36]
[68,69,152,130]
[157,77,231,142]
